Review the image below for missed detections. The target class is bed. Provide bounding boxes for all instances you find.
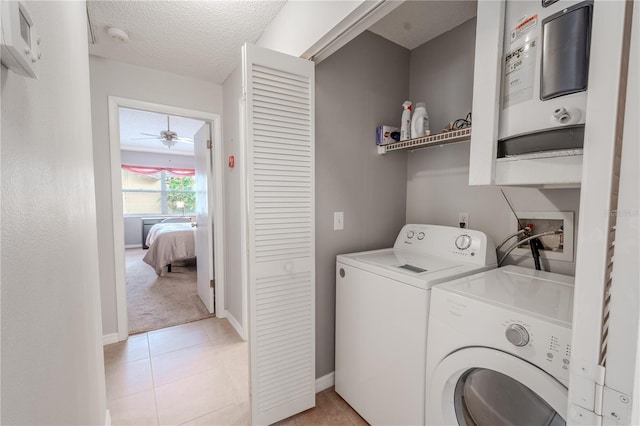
[143,221,196,275]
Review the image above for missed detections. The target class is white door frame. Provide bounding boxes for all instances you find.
[107,96,225,340]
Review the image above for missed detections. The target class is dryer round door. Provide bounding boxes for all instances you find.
[428,347,567,426]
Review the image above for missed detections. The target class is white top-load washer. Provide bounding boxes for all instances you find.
[335,224,497,425]
[425,265,575,426]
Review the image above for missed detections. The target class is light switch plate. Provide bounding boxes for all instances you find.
[334,212,344,231]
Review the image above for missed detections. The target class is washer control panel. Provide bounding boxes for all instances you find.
[499,318,572,382]
[394,224,496,266]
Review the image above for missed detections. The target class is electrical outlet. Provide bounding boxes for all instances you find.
[334,212,344,231]
[511,211,574,262]
[458,212,469,229]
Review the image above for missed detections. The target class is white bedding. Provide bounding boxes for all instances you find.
[143,222,196,275]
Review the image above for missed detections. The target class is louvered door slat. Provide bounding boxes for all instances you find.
[253,106,310,122]
[254,94,311,111]
[253,71,309,89]
[254,131,311,145]
[252,66,310,84]
[253,149,311,160]
[255,110,310,126]
[255,117,310,131]
[244,43,315,425]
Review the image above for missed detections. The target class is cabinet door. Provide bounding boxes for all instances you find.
[242,42,316,425]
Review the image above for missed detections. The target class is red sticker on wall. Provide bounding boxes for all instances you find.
[229,156,235,168]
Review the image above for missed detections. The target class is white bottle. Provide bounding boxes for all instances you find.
[400,101,412,141]
[411,102,430,138]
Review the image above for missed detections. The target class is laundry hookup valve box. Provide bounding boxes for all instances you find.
[376,126,399,146]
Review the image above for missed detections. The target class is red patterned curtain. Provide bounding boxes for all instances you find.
[121,165,195,177]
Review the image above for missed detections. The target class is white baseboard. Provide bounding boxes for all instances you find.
[315,371,335,393]
[225,310,247,341]
[103,333,119,346]
[105,409,111,426]
[124,244,140,249]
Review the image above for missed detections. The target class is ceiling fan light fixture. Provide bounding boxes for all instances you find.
[162,139,177,148]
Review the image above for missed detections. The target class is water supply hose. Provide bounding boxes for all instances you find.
[498,230,563,267]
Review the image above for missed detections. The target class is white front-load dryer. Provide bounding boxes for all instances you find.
[335,224,497,426]
[425,265,575,425]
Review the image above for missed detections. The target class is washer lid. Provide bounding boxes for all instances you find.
[337,248,491,289]
[354,250,459,274]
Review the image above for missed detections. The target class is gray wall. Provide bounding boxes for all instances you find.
[89,56,223,335]
[124,217,144,246]
[123,216,196,247]
[1,2,106,423]
[222,66,246,331]
[315,31,410,377]
[407,18,580,275]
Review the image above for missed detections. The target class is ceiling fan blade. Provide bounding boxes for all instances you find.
[131,137,162,140]
[176,137,194,143]
[139,132,159,137]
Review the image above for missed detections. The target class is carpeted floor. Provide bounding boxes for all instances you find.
[125,248,214,334]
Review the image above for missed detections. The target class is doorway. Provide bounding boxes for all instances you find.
[118,108,210,333]
[107,97,225,340]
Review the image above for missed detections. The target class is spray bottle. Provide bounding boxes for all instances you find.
[400,101,412,141]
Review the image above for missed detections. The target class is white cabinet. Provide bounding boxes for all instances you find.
[469,0,627,188]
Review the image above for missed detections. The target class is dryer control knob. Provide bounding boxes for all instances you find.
[455,234,472,250]
[506,324,529,347]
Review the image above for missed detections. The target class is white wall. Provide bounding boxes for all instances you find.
[89,56,223,335]
[121,150,195,170]
[222,66,246,333]
[407,19,580,275]
[1,2,106,424]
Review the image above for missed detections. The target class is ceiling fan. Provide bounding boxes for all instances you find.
[133,116,193,148]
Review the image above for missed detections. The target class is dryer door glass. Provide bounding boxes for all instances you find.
[454,368,565,426]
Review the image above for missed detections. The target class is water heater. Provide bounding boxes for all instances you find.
[498,0,593,158]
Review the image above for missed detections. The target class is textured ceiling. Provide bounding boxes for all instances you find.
[368,1,477,50]
[87,1,287,83]
[119,108,205,156]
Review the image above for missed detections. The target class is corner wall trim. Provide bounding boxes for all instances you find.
[103,333,119,346]
[225,310,247,341]
[315,371,335,393]
[105,409,111,426]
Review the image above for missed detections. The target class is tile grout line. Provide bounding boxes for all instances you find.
[177,401,239,426]
[145,333,162,426]
[151,319,234,424]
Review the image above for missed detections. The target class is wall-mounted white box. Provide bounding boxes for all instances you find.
[511,211,574,262]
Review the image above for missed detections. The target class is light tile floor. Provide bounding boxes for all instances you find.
[104,317,249,425]
[104,317,366,425]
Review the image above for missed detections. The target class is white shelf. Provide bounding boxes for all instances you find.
[377,127,471,154]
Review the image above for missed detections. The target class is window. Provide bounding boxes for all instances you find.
[121,168,196,215]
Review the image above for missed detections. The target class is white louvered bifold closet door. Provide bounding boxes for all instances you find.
[242,43,315,426]
[568,2,634,424]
